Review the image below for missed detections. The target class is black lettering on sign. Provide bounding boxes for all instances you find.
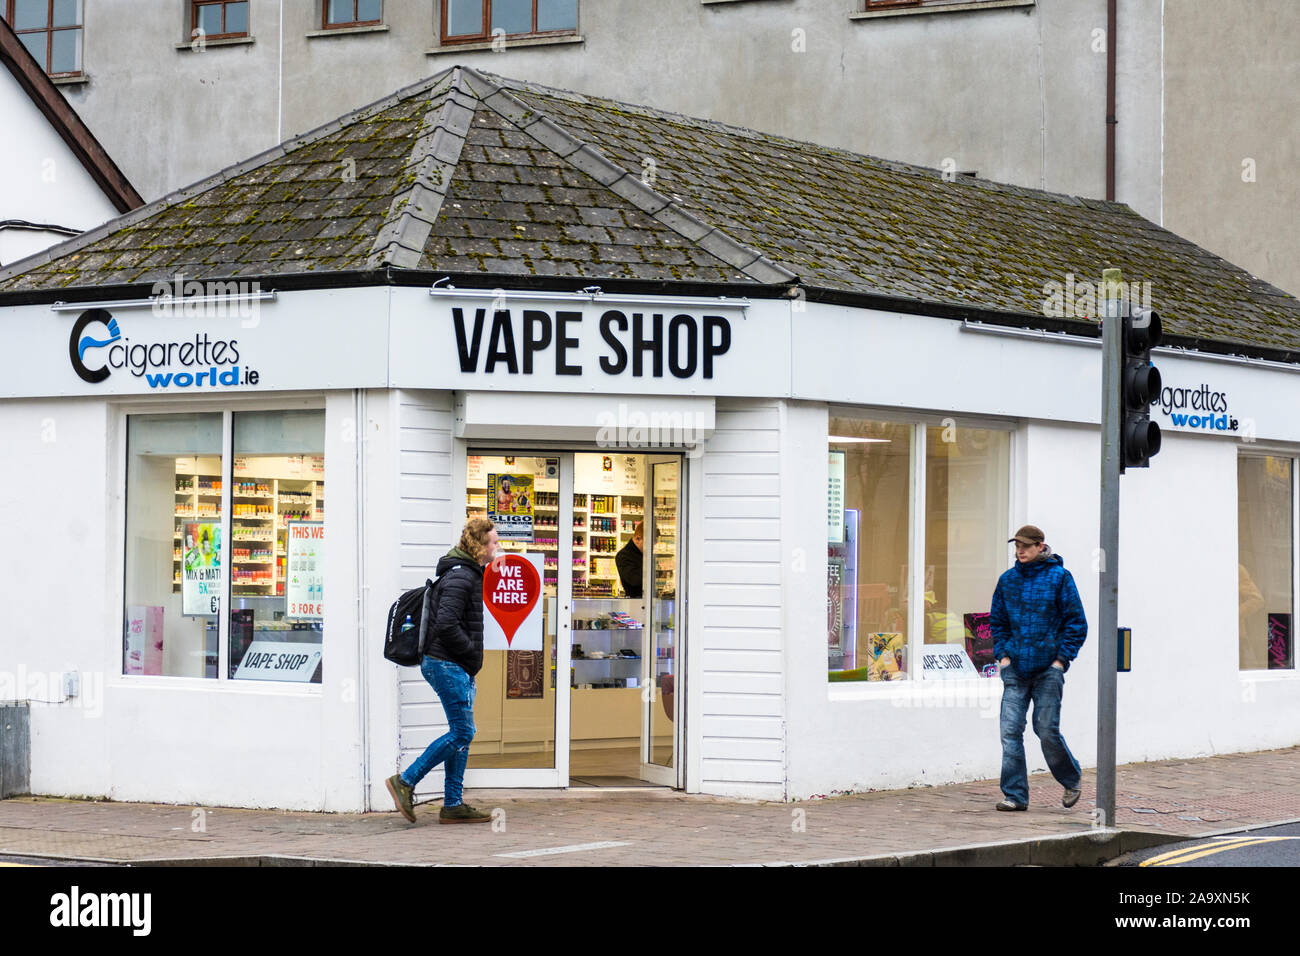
[485,310,518,374]
[453,308,487,373]
[668,314,698,378]
[632,312,664,378]
[555,311,582,376]
[522,310,552,374]
[599,310,628,374]
[703,315,730,379]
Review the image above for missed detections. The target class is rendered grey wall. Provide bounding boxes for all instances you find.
[1163,0,1300,296]
[49,1,1290,297]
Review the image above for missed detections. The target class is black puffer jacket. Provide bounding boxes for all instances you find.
[424,548,485,676]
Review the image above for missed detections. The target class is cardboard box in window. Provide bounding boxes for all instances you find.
[964,612,997,677]
[125,606,164,675]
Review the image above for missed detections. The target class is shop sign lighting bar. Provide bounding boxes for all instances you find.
[962,318,1300,374]
[49,291,278,312]
[429,282,749,311]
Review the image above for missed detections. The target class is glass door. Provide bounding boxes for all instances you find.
[461,452,572,788]
[641,455,683,786]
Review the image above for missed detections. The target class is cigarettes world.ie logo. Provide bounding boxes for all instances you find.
[69,308,120,383]
[66,308,260,389]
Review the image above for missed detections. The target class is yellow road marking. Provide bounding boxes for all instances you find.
[0,862,34,867]
[1141,836,1297,867]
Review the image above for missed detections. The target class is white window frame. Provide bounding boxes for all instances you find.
[112,392,327,691]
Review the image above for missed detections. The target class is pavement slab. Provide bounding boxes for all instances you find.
[0,745,1296,866]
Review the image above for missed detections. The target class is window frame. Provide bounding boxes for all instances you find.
[4,0,83,76]
[1237,448,1300,674]
[322,0,383,30]
[116,395,327,689]
[827,408,1016,687]
[190,1,251,41]
[439,0,578,45]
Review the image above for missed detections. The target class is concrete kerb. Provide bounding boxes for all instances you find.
[767,828,1185,868]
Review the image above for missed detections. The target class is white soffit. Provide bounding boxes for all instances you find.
[454,391,715,445]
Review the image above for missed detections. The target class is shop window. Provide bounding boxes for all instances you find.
[5,0,83,75]
[124,413,224,678]
[828,419,912,681]
[323,0,381,28]
[441,0,577,44]
[229,410,325,683]
[122,410,325,683]
[191,1,249,40]
[828,415,1011,683]
[1238,456,1295,671]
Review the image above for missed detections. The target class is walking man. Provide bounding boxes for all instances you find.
[990,525,1087,811]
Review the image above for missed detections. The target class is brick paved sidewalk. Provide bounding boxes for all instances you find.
[1,746,1296,866]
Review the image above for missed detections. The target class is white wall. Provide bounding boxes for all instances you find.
[0,392,366,811]
[0,69,120,268]
[785,414,1300,800]
[694,399,786,799]
[393,390,458,800]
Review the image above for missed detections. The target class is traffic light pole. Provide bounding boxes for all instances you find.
[1096,268,1123,828]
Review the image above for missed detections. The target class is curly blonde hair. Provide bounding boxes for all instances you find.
[458,517,496,564]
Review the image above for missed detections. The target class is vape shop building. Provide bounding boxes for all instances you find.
[2,67,1299,811]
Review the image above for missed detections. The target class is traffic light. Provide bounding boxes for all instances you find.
[1120,305,1162,471]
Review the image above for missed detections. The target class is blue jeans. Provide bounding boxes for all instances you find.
[400,657,476,807]
[999,665,1080,807]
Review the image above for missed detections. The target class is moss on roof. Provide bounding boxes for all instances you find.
[3,65,1297,354]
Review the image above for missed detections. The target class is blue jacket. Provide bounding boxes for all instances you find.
[989,552,1087,676]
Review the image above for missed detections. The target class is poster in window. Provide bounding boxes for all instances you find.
[828,450,846,543]
[181,520,223,615]
[827,557,844,654]
[488,473,534,542]
[1268,612,1293,670]
[286,521,324,619]
[506,650,545,699]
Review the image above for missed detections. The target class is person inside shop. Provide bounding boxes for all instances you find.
[616,520,649,598]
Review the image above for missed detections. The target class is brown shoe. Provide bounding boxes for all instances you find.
[386,774,416,823]
[439,803,493,824]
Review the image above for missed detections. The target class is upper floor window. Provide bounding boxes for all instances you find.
[324,0,382,29]
[5,0,83,75]
[192,1,249,41]
[441,0,577,44]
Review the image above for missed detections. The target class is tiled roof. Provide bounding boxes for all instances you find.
[3,65,1298,354]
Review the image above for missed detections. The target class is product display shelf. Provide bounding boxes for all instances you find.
[570,597,645,689]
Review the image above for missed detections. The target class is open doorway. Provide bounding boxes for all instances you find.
[457,450,685,788]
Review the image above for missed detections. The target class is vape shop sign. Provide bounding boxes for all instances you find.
[483,553,544,651]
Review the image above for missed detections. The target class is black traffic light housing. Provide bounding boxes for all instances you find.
[1120,305,1162,471]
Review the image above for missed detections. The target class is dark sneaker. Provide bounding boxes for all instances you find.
[995,799,1027,811]
[439,803,493,825]
[1063,787,1082,809]
[386,774,416,823]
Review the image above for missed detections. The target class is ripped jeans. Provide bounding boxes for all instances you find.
[400,657,476,807]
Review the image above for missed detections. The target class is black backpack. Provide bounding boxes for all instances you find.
[384,576,445,666]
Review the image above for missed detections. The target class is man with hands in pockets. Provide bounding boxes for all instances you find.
[990,525,1088,812]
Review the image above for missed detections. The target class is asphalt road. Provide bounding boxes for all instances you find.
[1114,821,1300,867]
